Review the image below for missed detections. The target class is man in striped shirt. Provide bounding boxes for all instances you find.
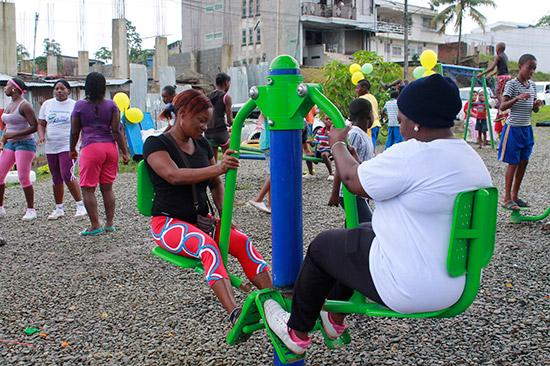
[383,90,402,149]
[498,54,544,210]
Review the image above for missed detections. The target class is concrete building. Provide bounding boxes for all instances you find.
[372,0,443,63]
[445,22,550,72]
[177,0,443,75]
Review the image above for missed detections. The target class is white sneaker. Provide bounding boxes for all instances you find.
[263,300,309,355]
[303,173,316,180]
[320,311,346,340]
[22,209,37,221]
[48,208,65,220]
[248,200,271,214]
[327,175,335,181]
[0,207,5,219]
[75,205,87,217]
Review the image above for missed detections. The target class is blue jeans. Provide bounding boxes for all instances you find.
[4,138,36,152]
[371,126,380,147]
[385,126,403,149]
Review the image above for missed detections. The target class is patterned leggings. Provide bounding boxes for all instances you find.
[151,216,269,287]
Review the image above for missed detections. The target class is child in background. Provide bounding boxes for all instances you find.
[313,117,334,180]
[382,90,402,149]
[473,91,488,148]
[248,114,271,214]
[302,121,316,179]
[329,98,374,223]
[478,42,511,136]
[356,79,380,150]
[498,54,543,210]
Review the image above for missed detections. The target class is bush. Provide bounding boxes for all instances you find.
[322,51,403,117]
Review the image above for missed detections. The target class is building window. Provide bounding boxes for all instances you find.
[384,43,390,53]
[392,46,402,56]
[249,0,254,17]
[256,57,261,64]
[205,4,214,13]
[242,0,247,18]
[214,32,223,40]
[214,3,223,11]
[248,27,254,45]
[241,29,247,46]
[256,26,261,44]
[422,16,436,30]
[256,0,260,15]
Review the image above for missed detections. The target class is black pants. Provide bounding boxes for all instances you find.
[288,223,385,332]
[339,196,372,224]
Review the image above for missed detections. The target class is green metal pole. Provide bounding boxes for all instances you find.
[481,77,495,149]
[464,76,476,141]
[218,98,258,264]
[309,87,359,229]
[510,206,550,224]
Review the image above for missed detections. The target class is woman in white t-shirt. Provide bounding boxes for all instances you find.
[38,79,86,220]
[263,74,493,355]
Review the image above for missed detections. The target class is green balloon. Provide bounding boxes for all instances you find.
[413,66,427,79]
[361,63,373,75]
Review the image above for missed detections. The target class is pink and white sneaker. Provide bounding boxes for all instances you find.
[263,299,311,355]
[320,311,346,339]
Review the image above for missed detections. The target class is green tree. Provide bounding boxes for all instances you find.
[322,51,403,118]
[94,46,112,62]
[126,20,147,64]
[431,0,496,64]
[536,14,550,27]
[43,38,62,56]
[17,43,29,62]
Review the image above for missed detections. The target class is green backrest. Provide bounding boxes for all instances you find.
[137,160,154,217]
[439,187,498,317]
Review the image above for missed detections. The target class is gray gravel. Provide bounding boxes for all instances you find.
[1,128,549,365]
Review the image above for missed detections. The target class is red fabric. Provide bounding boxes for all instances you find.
[151,216,269,287]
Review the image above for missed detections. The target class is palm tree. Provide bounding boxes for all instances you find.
[431,0,496,64]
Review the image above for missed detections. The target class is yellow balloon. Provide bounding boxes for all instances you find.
[351,71,365,85]
[125,107,144,124]
[349,63,362,75]
[420,50,438,70]
[113,92,130,112]
[423,69,436,77]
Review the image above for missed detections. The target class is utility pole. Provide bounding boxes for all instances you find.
[403,0,409,80]
[32,12,38,77]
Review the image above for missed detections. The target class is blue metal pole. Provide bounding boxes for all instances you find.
[270,129,305,366]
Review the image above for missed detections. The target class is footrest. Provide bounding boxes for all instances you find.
[227,290,264,345]
[255,290,306,365]
[316,321,351,349]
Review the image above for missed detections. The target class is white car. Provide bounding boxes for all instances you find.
[534,82,550,105]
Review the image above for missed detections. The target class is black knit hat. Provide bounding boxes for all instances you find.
[397,74,461,128]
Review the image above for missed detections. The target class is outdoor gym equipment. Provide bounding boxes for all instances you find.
[440,64,496,149]
[222,56,498,364]
[510,206,550,224]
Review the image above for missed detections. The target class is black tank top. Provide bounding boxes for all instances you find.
[207,90,227,132]
[497,53,509,75]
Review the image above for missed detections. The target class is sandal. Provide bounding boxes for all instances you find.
[80,227,105,236]
[104,226,117,233]
[501,201,520,211]
[515,199,530,208]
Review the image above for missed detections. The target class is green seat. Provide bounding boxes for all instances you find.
[324,187,498,318]
[137,160,244,289]
[228,188,498,363]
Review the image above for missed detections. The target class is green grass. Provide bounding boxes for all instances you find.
[532,105,550,124]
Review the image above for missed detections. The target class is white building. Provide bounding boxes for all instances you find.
[446,22,550,72]
[371,0,444,63]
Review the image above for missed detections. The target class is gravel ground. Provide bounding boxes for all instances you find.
[1,128,549,366]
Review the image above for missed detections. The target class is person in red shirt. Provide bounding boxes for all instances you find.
[472,92,488,148]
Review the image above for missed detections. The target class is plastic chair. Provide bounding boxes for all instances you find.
[136,160,244,288]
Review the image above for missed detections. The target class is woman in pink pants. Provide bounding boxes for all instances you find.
[0,78,38,221]
[70,72,130,235]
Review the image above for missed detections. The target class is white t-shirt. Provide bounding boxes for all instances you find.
[358,138,492,313]
[38,98,76,154]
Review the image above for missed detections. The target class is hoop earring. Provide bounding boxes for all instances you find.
[413,125,419,132]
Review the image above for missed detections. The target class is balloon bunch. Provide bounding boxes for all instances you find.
[349,62,374,85]
[413,50,438,80]
[113,92,144,124]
